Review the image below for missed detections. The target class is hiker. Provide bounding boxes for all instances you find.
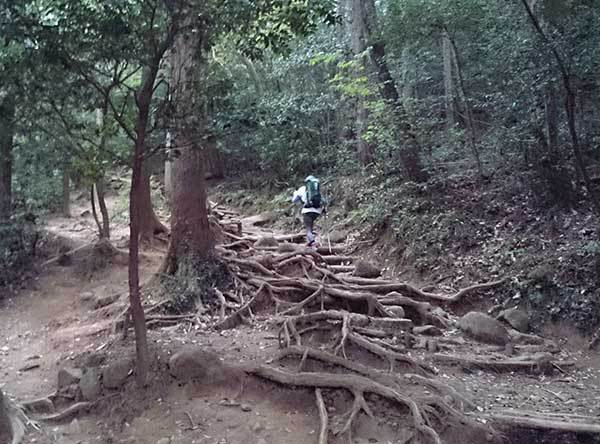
[291,175,325,246]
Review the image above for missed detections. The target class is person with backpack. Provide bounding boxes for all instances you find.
[291,175,326,247]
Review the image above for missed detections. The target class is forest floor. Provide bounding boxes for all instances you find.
[2,183,600,444]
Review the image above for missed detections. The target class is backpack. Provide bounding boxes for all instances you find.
[304,176,321,209]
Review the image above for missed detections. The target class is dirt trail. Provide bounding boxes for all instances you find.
[2,198,600,444]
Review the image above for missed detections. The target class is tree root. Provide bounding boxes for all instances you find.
[485,409,600,434]
[35,402,92,422]
[246,365,442,444]
[432,353,574,374]
[343,276,506,303]
[315,389,329,444]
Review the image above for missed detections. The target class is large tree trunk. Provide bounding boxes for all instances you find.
[0,93,15,221]
[163,2,213,273]
[349,0,427,181]
[138,168,167,241]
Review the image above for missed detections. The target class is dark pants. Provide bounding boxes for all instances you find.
[302,212,319,245]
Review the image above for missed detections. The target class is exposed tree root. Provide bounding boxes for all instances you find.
[315,389,329,444]
[432,353,574,374]
[342,276,506,303]
[485,409,600,434]
[246,365,442,444]
[35,402,92,422]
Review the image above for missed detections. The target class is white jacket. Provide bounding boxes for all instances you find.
[292,186,322,214]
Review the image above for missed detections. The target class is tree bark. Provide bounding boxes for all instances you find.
[163,2,213,273]
[448,36,483,177]
[129,64,162,387]
[348,0,374,166]
[349,0,427,181]
[138,168,167,241]
[96,177,110,238]
[0,93,15,221]
[520,0,600,214]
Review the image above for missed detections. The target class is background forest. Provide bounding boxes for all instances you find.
[2,0,600,330]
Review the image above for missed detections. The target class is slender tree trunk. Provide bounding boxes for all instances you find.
[129,63,163,387]
[545,84,559,154]
[348,0,374,166]
[138,168,167,241]
[91,185,103,237]
[0,93,15,221]
[520,0,600,214]
[163,2,213,273]
[96,177,110,238]
[349,0,427,181]
[355,104,374,166]
[62,161,70,217]
[442,32,455,130]
[448,36,483,177]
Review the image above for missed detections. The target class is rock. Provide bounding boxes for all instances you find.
[385,306,405,319]
[254,236,279,248]
[155,439,171,444]
[79,367,101,401]
[328,230,348,243]
[80,292,95,302]
[102,359,132,389]
[498,307,529,333]
[80,210,91,217]
[353,260,381,278]
[58,368,83,390]
[84,352,107,367]
[66,418,81,435]
[413,325,443,336]
[169,347,222,382]
[240,403,252,412]
[242,212,276,227]
[251,421,265,432]
[459,312,510,345]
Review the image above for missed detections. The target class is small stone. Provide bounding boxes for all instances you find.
[241,403,252,412]
[169,347,221,382]
[80,292,95,302]
[328,230,348,243]
[252,421,265,432]
[386,306,405,319]
[498,307,529,333]
[58,367,83,390]
[353,260,381,278]
[102,359,132,389]
[155,439,171,444]
[79,367,101,401]
[459,311,510,345]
